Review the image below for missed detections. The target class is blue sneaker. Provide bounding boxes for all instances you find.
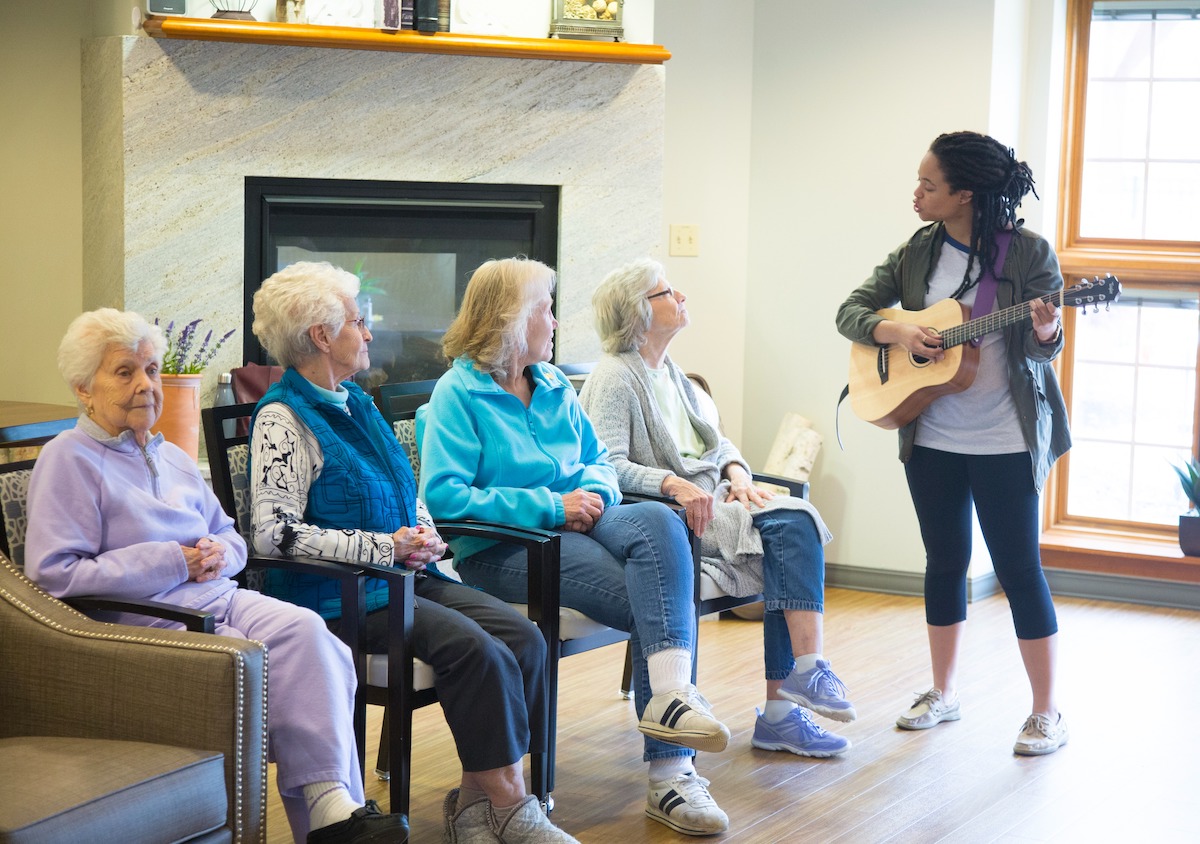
[751,706,851,757]
[778,659,857,722]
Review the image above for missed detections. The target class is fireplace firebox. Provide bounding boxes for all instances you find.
[244,177,560,389]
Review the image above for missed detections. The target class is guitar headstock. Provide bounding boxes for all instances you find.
[1064,274,1121,311]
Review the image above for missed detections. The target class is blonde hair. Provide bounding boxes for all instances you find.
[592,258,663,354]
[442,257,556,379]
[252,261,360,369]
[58,309,166,405]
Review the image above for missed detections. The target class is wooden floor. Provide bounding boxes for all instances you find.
[265,588,1200,843]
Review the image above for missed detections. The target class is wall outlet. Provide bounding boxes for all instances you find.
[669,224,699,257]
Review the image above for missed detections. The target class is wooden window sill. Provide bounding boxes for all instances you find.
[142,15,671,64]
[1041,525,1200,583]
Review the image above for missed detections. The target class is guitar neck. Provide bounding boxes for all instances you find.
[941,291,1062,349]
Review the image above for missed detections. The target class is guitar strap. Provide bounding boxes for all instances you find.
[966,229,1014,347]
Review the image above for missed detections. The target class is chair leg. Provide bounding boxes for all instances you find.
[353,688,368,787]
[539,642,560,801]
[375,706,391,781]
[620,641,634,700]
[391,700,413,817]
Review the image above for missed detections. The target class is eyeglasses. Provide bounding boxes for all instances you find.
[345,316,368,331]
[646,286,675,301]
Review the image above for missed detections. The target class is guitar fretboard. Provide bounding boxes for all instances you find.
[940,291,1064,349]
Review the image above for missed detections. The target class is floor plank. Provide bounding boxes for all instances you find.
[264,587,1200,843]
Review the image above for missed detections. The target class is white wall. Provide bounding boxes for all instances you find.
[740,0,1063,577]
[653,3,756,445]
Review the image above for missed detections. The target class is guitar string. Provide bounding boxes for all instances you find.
[884,276,1116,360]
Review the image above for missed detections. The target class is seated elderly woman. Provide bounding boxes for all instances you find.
[420,256,732,837]
[580,257,858,759]
[247,261,576,844]
[25,308,406,844]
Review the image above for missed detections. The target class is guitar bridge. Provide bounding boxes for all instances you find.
[876,345,889,385]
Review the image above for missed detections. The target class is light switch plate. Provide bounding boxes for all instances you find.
[669,224,700,257]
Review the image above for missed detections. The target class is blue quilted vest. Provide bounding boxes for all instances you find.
[250,368,418,619]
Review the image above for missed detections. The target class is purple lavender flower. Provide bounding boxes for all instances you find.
[158,318,236,374]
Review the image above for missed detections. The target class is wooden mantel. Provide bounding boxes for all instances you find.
[142,15,671,64]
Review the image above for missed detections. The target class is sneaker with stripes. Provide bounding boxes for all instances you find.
[637,685,730,753]
[646,772,728,836]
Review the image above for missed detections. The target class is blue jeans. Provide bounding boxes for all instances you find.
[458,500,697,761]
[755,508,827,680]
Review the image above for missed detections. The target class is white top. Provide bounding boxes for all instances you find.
[914,236,1026,455]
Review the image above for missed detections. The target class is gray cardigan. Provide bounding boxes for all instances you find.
[836,222,1072,493]
[580,351,831,598]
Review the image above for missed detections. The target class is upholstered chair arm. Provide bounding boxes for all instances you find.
[0,554,267,843]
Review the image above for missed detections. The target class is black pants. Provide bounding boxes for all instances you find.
[905,446,1058,640]
[330,574,547,772]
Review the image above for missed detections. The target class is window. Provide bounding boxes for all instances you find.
[1050,1,1200,552]
[1061,292,1198,526]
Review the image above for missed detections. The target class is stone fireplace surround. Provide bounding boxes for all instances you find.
[81,34,665,404]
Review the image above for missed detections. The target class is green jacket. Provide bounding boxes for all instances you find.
[836,222,1072,493]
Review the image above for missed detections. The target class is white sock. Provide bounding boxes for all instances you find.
[763,699,798,722]
[647,647,692,695]
[303,781,361,831]
[793,653,822,673]
[648,755,694,784]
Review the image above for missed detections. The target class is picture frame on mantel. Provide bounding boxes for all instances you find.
[550,0,623,41]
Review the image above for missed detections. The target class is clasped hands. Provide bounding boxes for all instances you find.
[183,536,228,583]
[391,525,448,571]
[560,488,605,533]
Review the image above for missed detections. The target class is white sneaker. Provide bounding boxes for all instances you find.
[896,689,961,731]
[638,684,731,753]
[646,772,729,836]
[1013,712,1069,756]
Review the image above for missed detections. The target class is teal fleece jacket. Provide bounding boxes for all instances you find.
[419,357,622,559]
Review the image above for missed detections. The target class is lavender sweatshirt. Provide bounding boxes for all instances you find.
[25,417,245,627]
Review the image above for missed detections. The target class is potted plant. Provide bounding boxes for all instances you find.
[154,319,236,461]
[1172,455,1200,556]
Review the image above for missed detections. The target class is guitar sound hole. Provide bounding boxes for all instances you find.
[910,353,932,367]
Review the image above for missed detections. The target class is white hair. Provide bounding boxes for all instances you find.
[251,261,361,369]
[592,258,663,354]
[57,308,166,405]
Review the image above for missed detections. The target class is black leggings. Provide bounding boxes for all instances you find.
[904,446,1058,640]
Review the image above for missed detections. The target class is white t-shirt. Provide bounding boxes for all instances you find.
[914,235,1026,455]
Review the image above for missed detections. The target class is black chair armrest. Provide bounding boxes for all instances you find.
[64,597,216,633]
[751,472,809,500]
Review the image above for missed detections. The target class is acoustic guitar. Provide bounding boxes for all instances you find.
[847,274,1121,430]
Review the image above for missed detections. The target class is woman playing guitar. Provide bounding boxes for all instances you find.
[836,131,1070,756]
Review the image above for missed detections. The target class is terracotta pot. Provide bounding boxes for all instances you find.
[1180,513,1200,557]
[154,373,203,461]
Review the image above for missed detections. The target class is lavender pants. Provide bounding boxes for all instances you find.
[214,588,361,843]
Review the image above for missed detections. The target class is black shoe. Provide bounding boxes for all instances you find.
[307,800,409,844]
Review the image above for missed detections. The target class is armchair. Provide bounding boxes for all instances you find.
[0,550,266,843]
